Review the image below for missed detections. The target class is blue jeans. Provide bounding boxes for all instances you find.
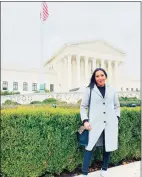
[82,131,111,175]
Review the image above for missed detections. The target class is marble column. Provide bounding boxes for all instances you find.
[96,60,99,68]
[101,59,105,69]
[92,57,96,72]
[63,57,67,91]
[76,55,80,88]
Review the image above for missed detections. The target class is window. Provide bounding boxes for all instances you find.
[131,88,133,91]
[121,87,123,91]
[23,82,28,91]
[126,88,129,91]
[13,82,18,91]
[50,84,54,92]
[32,83,37,91]
[136,88,139,91]
[2,81,8,90]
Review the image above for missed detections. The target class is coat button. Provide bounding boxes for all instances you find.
[104,121,106,123]
[103,112,106,114]
[103,103,105,104]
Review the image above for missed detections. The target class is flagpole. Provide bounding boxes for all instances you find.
[40,3,45,93]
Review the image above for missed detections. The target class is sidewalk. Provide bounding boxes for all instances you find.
[74,161,141,177]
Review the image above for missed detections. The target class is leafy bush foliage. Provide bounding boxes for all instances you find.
[1,107,140,177]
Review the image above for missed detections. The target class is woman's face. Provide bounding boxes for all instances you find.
[95,70,107,86]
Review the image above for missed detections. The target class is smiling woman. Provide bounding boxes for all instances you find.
[80,67,120,177]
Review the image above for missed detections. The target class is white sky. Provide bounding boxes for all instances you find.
[1,2,140,80]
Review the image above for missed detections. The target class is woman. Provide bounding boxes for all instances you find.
[80,68,120,177]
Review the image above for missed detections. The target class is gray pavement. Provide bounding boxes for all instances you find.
[74,161,141,177]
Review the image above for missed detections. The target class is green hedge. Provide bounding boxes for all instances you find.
[1,107,141,177]
[42,98,57,104]
[30,101,42,104]
[2,100,20,106]
[0,91,20,95]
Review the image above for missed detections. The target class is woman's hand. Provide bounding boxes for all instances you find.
[84,122,92,130]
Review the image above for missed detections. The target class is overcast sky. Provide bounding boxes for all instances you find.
[1,2,140,80]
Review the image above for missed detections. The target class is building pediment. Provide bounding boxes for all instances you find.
[45,40,125,65]
[69,40,125,56]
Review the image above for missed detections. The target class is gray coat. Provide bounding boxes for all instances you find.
[80,84,120,152]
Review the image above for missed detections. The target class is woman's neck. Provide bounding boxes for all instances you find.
[97,84,105,87]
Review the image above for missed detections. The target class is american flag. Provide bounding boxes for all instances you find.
[40,2,49,21]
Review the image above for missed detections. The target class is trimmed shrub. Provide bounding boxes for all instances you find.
[42,98,57,104]
[110,107,141,163]
[77,99,81,104]
[30,101,42,104]
[118,97,141,107]
[2,100,20,105]
[45,89,50,93]
[120,101,141,107]
[1,107,141,177]
[34,89,50,93]
[1,91,20,95]
[119,97,140,101]
[34,90,40,93]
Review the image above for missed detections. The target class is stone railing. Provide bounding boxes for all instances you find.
[1,91,140,105]
[117,91,140,99]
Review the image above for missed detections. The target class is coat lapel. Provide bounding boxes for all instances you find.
[93,84,103,98]
[104,84,109,99]
[93,84,109,99]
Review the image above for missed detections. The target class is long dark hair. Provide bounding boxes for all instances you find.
[88,68,107,88]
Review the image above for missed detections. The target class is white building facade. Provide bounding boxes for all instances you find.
[1,67,57,94]
[1,40,140,94]
[45,40,125,92]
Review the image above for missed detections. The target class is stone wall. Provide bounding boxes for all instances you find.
[1,91,140,105]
